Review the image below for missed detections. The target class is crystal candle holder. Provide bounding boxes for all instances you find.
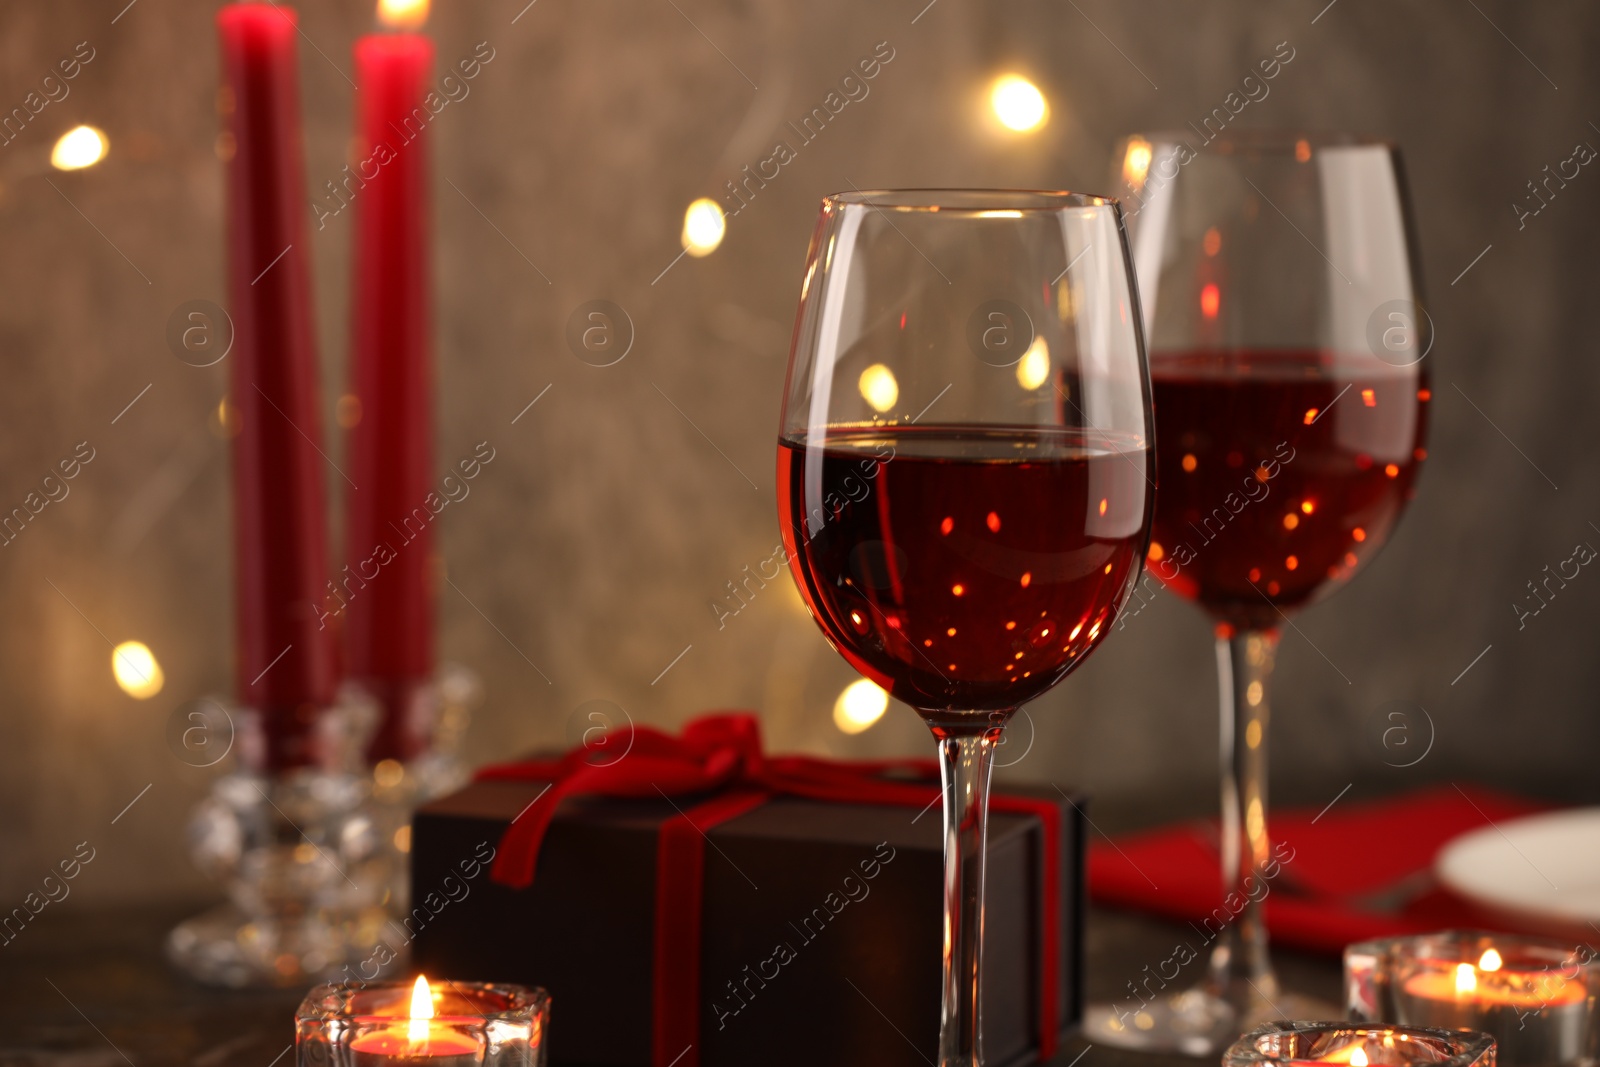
[296,979,549,1067]
[1346,931,1599,1067]
[1226,1022,1497,1067]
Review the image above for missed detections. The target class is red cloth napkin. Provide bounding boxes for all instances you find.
[1089,785,1551,955]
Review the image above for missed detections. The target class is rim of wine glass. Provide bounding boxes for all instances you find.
[1122,129,1398,156]
[822,188,1118,212]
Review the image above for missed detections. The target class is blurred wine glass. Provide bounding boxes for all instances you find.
[1083,133,1430,1054]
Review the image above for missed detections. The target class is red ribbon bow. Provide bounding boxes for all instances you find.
[476,713,1062,1066]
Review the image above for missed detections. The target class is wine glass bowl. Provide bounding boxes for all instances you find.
[777,425,1150,716]
[1149,347,1428,629]
[777,189,1153,1065]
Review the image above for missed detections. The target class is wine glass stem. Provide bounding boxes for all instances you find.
[934,721,1004,1067]
[1208,628,1280,1005]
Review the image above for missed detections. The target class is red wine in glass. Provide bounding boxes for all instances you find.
[779,425,1151,715]
[1148,349,1429,629]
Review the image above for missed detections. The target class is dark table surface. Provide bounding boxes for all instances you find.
[0,899,1344,1067]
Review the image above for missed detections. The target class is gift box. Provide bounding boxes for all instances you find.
[409,714,1085,1067]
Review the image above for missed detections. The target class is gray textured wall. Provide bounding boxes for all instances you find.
[1,0,1596,905]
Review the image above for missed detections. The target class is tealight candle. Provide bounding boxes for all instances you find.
[1225,1022,1496,1067]
[347,977,481,1063]
[1346,931,1597,1067]
[297,976,549,1067]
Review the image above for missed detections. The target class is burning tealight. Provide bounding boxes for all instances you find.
[1347,931,1597,1067]
[1224,1021,1496,1067]
[296,976,548,1066]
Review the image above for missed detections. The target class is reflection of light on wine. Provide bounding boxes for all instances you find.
[112,641,164,699]
[1200,283,1220,320]
[378,0,430,29]
[1479,948,1503,971]
[52,125,108,171]
[989,74,1048,132]
[1015,335,1050,390]
[1122,138,1152,187]
[858,363,898,412]
[1456,962,1477,995]
[1350,1048,1369,1067]
[682,198,726,257]
[833,678,888,734]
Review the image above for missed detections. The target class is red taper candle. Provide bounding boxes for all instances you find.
[217,3,338,771]
[344,2,436,763]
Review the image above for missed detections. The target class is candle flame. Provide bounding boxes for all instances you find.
[1122,138,1153,188]
[408,975,434,1044]
[1478,948,1503,972]
[1455,962,1478,995]
[1350,1048,1368,1067]
[378,0,429,30]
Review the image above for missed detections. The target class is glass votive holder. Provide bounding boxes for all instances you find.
[296,977,549,1067]
[1345,931,1598,1067]
[1225,1021,1497,1067]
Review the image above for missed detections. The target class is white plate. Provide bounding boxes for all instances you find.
[1436,807,1600,934]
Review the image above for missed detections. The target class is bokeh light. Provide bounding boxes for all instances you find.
[111,641,164,700]
[51,126,108,171]
[833,678,889,734]
[1016,335,1050,390]
[989,74,1048,133]
[682,197,727,257]
[858,363,899,413]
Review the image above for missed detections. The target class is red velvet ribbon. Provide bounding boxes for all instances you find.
[477,713,1062,1066]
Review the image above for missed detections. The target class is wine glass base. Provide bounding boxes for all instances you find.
[1082,988,1342,1057]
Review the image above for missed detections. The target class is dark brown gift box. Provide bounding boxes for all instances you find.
[410,776,1085,1067]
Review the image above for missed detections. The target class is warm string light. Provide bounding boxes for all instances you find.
[858,363,898,413]
[1015,336,1050,390]
[989,74,1048,132]
[111,641,164,699]
[51,125,108,171]
[834,679,888,734]
[681,198,726,256]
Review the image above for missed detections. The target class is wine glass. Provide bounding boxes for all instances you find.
[1082,134,1430,1053]
[777,189,1154,1067]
